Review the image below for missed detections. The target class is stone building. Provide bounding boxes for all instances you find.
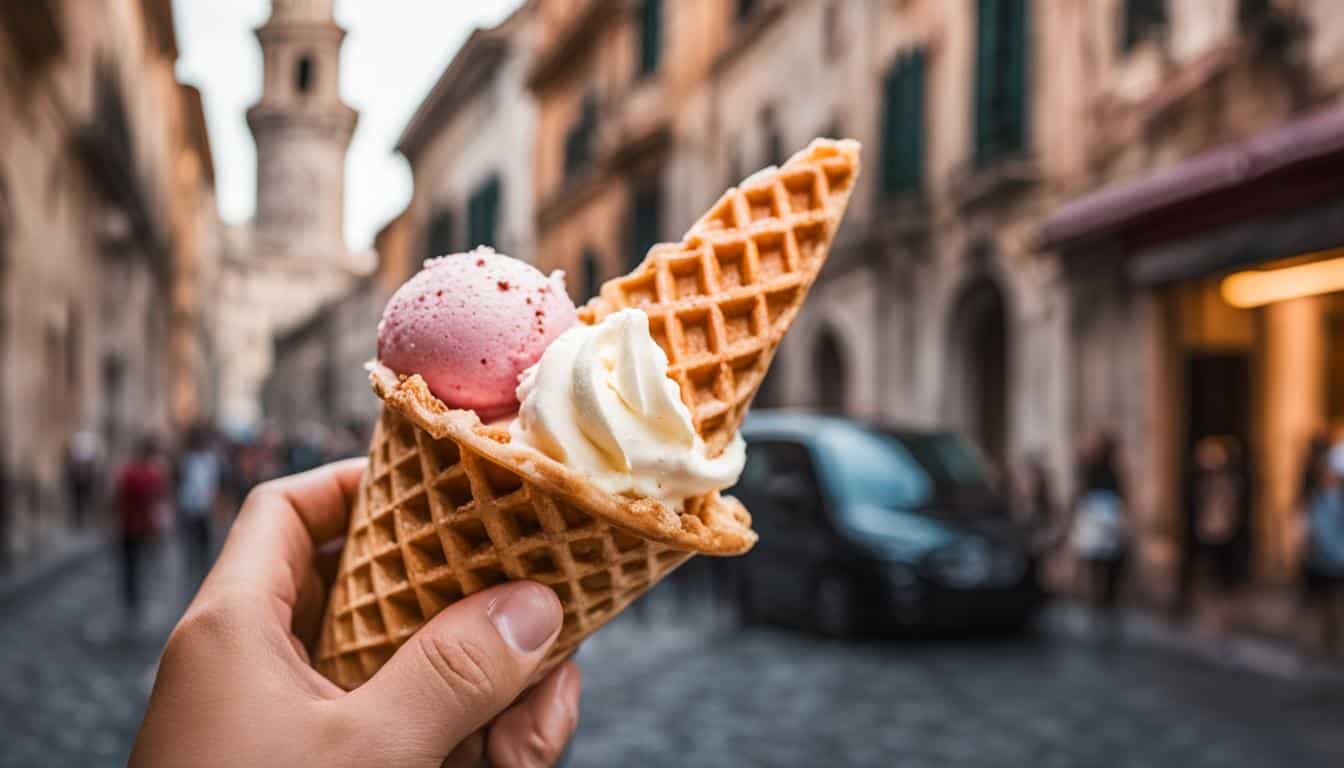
[396,6,537,275]
[510,0,1344,633]
[0,0,219,563]
[214,0,368,433]
[263,211,410,444]
[528,0,738,302]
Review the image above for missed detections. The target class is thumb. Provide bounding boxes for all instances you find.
[339,581,563,762]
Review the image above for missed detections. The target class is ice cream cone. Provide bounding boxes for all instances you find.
[315,138,860,690]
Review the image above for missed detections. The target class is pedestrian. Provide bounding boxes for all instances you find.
[1301,441,1344,656]
[1016,454,1061,552]
[64,429,102,528]
[113,435,168,624]
[1184,436,1251,628]
[1070,433,1129,631]
[176,424,222,584]
[131,460,581,767]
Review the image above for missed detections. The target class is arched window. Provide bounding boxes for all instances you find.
[813,326,847,413]
[295,55,314,94]
[580,249,602,302]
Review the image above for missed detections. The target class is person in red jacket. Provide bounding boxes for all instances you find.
[115,435,167,620]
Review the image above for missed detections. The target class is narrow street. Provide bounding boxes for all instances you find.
[3,543,1343,767]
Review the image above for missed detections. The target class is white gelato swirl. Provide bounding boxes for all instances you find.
[510,309,746,507]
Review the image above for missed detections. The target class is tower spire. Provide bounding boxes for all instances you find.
[246,0,357,256]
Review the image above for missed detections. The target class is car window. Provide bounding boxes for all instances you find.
[816,427,930,508]
[736,439,827,533]
[885,432,991,491]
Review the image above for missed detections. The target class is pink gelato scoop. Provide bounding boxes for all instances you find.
[376,247,578,420]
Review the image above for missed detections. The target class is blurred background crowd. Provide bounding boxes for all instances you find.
[4,0,1344,765]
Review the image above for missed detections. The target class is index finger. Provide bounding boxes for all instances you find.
[200,458,366,613]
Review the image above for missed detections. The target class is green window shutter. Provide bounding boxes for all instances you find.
[639,0,662,77]
[467,175,501,250]
[427,210,454,259]
[1121,0,1166,51]
[974,0,1027,167]
[974,0,997,167]
[628,184,661,271]
[581,248,602,301]
[881,49,926,197]
[881,61,901,195]
[906,49,925,191]
[1005,0,1027,158]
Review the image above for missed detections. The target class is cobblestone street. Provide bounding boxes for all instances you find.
[4,544,1344,767]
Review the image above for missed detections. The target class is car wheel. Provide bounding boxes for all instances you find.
[813,572,855,638]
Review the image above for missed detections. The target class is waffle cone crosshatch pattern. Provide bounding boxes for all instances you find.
[317,139,860,691]
[316,404,694,689]
[582,139,861,456]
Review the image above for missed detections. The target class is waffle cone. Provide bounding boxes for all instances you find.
[316,138,860,690]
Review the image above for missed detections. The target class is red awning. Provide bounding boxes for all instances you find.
[1039,103,1344,251]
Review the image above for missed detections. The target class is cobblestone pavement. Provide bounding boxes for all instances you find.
[4,543,1344,767]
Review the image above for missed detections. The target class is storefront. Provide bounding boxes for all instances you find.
[1042,104,1344,622]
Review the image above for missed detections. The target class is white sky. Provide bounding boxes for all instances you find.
[173,0,522,251]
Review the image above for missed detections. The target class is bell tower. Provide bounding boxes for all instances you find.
[246,0,357,255]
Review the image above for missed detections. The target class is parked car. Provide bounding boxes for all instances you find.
[728,411,1044,636]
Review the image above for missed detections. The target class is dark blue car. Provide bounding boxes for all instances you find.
[729,412,1044,635]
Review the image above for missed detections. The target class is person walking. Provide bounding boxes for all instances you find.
[1070,434,1129,632]
[114,436,168,624]
[176,425,222,584]
[64,429,102,528]
[1185,436,1251,628]
[1302,441,1344,656]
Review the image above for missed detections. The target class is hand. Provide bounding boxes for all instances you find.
[131,459,581,767]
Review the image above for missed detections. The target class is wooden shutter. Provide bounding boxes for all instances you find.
[974,0,997,167]
[881,50,926,197]
[427,210,454,260]
[639,0,662,77]
[1004,0,1027,159]
[468,175,501,249]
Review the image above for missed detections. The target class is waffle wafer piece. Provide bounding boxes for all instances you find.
[316,138,861,691]
[581,138,861,455]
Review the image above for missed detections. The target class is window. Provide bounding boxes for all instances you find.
[736,440,827,533]
[736,0,757,22]
[881,49,926,197]
[467,175,502,249]
[813,326,847,413]
[426,209,455,259]
[295,54,314,93]
[1120,0,1166,52]
[762,106,785,166]
[564,93,599,179]
[581,249,602,302]
[627,182,661,271]
[973,0,1029,169]
[638,0,662,78]
[1238,0,1271,27]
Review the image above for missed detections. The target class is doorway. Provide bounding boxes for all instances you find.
[947,277,1009,470]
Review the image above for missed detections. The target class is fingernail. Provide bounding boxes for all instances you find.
[488,582,562,653]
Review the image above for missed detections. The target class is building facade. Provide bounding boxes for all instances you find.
[511,0,1344,633]
[528,0,735,303]
[396,7,537,274]
[214,0,368,433]
[0,0,219,563]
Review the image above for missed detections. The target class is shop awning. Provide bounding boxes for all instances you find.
[1039,103,1344,253]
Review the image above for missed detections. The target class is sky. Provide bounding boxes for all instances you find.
[173,0,522,252]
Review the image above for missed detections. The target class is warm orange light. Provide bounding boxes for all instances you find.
[1221,250,1344,308]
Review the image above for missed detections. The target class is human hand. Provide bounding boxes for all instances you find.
[131,459,581,767]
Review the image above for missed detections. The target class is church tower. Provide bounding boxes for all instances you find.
[246,0,357,256]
